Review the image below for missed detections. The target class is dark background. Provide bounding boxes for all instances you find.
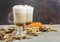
[0,0,60,24]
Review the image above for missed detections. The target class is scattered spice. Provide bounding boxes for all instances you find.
[29,22,43,28]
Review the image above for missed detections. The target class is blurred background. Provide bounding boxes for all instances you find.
[0,0,60,24]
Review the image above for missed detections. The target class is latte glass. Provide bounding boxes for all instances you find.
[8,5,34,35]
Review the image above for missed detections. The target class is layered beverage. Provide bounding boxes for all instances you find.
[13,5,26,25]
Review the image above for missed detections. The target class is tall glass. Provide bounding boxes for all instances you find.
[8,5,26,35]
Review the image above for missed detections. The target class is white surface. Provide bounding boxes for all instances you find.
[0,25,60,42]
[0,25,15,29]
[12,25,60,42]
